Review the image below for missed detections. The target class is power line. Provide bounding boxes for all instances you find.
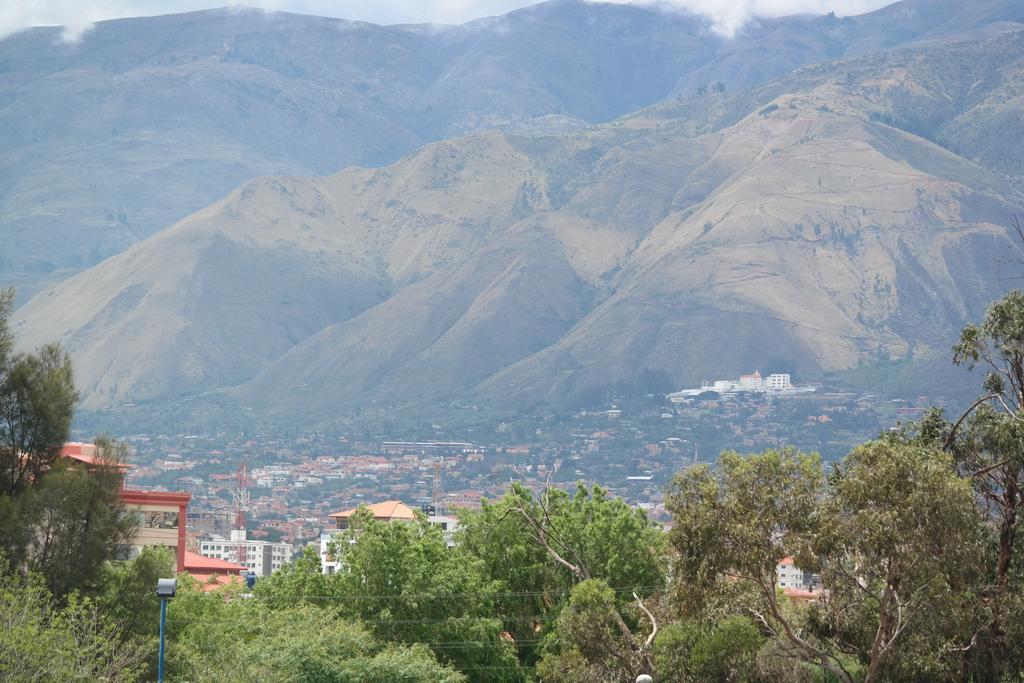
[168,614,560,626]
[202,584,663,601]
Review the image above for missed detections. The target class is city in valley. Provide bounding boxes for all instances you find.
[89,371,942,573]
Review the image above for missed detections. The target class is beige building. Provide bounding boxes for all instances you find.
[61,443,190,571]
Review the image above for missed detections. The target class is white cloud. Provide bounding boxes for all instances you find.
[0,0,896,42]
[628,0,893,36]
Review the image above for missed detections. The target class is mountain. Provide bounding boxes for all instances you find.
[12,23,1024,424]
[0,1,716,300]
[4,0,1023,302]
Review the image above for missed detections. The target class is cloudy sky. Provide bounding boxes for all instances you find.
[2,0,896,41]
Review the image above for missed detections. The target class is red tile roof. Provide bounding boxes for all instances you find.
[328,500,416,520]
[60,443,130,469]
[197,573,244,592]
[183,550,245,573]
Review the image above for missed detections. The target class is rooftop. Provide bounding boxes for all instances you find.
[328,500,416,520]
[60,442,130,469]
[183,550,245,573]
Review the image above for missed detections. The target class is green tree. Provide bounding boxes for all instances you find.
[816,439,986,682]
[458,483,666,673]
[536,577,664,683]
[254,544,331,602]
[97,546,176,642]
[0,559,146,681]
[19,438,137,597]
[652,616,763,683]
[457,483,562,657]
[167,584,465,683]
[0,287,133,599]
[667,444,987,683]
[0,288,77,497]
[951,289,1024,676]
[666,448,840,678]
[322,508,524,682]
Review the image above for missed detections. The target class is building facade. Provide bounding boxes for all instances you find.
[776,557,820,599]
[61,443,191,572]
[198,529,294,577]
[120,489,191,572]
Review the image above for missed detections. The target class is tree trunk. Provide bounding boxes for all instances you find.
[864,582,895,683]
[989,470,1019,681]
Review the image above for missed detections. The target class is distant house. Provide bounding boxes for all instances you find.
[60,443,191,572]
[328,500,417,530]
[320,500,417,574]
[777,557,821,600]
[319,500,458,573]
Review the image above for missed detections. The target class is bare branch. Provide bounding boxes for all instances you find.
[633,592,658,649]
[972,459,1011,479]
[944,393,999,450]
[763,581,855,683]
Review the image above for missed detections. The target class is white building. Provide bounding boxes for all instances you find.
[668,370,804,401]
[429,513,459,548]
[738,371,762,390]
[776,557,820,596]
[199,529,294,577]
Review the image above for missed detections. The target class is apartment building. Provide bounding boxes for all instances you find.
[199,529,294,577]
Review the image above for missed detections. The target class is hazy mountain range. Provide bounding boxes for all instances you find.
[7,0,1024,427]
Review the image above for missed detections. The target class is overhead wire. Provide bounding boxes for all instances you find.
[167,613,560,626]
[195,584,663,601]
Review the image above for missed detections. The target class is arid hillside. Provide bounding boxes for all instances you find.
[12,28,1024,421]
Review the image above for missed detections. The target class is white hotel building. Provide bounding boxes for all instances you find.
[669,370,797,400]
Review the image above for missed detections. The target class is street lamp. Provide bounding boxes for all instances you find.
[155,578,177,683]
[636,676,654,683]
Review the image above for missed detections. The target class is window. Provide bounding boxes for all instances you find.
[143,511,179,529]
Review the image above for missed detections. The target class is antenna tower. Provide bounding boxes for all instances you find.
[432,458,444,515]
[232,462,250,566]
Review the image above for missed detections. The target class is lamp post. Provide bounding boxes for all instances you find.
[155,578,177,683]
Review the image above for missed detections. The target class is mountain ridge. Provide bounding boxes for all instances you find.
[16,30,1024,422]
[5,0,1023,300]
[9,1,1024,426]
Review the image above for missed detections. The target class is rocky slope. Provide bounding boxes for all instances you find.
[4,0,1023,301]
[12,26,1024,422]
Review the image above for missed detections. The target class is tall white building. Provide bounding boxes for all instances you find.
[199,529,294,577]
